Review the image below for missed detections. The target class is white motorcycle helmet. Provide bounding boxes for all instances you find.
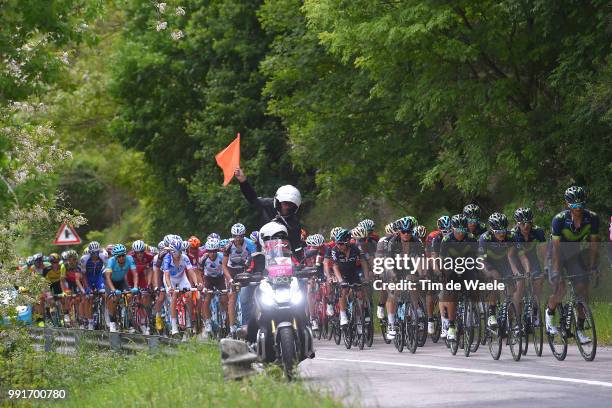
[259,221,289,246]
[274,185,301,216]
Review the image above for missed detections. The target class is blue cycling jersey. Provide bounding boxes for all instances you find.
[105,255,136,282]
[161,253,192,277]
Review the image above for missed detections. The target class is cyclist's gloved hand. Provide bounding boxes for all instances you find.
[114,289,122,296]
[131,287,139,294]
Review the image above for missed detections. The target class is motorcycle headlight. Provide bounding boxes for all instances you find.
[274,288,291,304]
[290,290,303,305]
[259,281,275,306]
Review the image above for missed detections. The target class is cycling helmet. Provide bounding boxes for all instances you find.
[32,253,44,263]
[88,241,101,253]
[82,248,89,255]
[259,221,289,245]
[488,212,509,231]
[513,207,533,223]
[112,244,127,256]
[231,223,246,236]
[415,225,427,238]
[330,226,342,241]
[167,239,183,254]
[358,219,375,232]
[396,216,415,233]
[48,253,61,263]
[106,244,114,255]
[150,247,159,255]
[384,223,396,235]
[207,232,220,240]
[188,236,201,248]
[132,240,146,252]
[249,231,259,242]
[219,238,230,248]
[205,238,220,251]
[351,225,368,239]
[463,204,481,220]
[66,250,78,259]
[436,215,452,231]
[157,240,166,250]
[163,234,174,246]
[305,233,325,247]
[564,186,586,204]
[61,251,68,261]
[451,214,468,230]
[333,228,351,243]
[274,185,301,215]
[181,240,189,251]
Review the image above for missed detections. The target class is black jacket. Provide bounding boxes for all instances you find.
[239,180,304,256]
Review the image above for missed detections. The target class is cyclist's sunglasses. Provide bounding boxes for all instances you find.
[232,234,244,239]
[399,229,412,234]
[441,229,452,234]
[453,227,467,233]
[568,202,585,209]
[492,229,507,235]
[116,254,126,258]
[518,221,532,226]
[467,218,479,223]
[336,241,348,245]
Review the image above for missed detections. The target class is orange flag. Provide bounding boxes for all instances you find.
[215,133,240,186]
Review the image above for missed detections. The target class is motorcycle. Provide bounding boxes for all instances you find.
[237,238,318,379]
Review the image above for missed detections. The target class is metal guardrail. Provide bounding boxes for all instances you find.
[28,327,181,353]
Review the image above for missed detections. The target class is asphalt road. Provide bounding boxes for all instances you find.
[299,334,612,408]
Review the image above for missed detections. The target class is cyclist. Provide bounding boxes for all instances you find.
[546,186,600,344]
[151,240,167,331]
[60,250,84,327]
[438,214,479,341]
[304,233,326,331]
[415,225,427,246]
[322,227,342,317]
[80,241,107,330]
[382,217,425,339]
[128,240,154,334]
[162,238,198,335]
[222,223,253,335]
[509,207,546,304]
[234,167,305,258]
[200,238,226,337]
[374,222,397,320]
[331,228,372,328]
[41,253,64,324]
[463,204,487,237]
[104,244,138,333]
[30,253,49,325]
[424,215,452,335]
[479,213,518,328]
[186,236,205,287]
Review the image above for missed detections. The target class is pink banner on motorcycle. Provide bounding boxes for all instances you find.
[267,264,293,278]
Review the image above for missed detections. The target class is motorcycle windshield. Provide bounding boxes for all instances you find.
[263,239,293,277]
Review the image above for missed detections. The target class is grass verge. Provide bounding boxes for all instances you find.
[592,301,612,345]
[59,341,342,408]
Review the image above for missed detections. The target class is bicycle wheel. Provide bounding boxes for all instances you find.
[394,320,405,353]
[358,311,366,350]
[343,302,354,349]
[380,317,391,344]
[532,300,544,357]
[547,303,568,361]
[507,301,522,361]
[405,304,418,354]
[469,301,481,353]
[333,318,342,345]
[479,301,487,346]
[463,301,475,357]
[487,308,502,360]
[431,299,441,343]
[573,300,597,361]
[416,299,427,347]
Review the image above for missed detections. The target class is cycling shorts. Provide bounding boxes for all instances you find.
[50,281,63,296]
[547,250,589,285]
[204,275,227,292]
[166,274,191,291]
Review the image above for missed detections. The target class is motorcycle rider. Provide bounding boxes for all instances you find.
[234,167,304,258]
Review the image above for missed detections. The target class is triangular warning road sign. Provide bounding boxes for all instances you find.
[53,223,82,245]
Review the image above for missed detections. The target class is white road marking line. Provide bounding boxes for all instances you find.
[317,357,612,388]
